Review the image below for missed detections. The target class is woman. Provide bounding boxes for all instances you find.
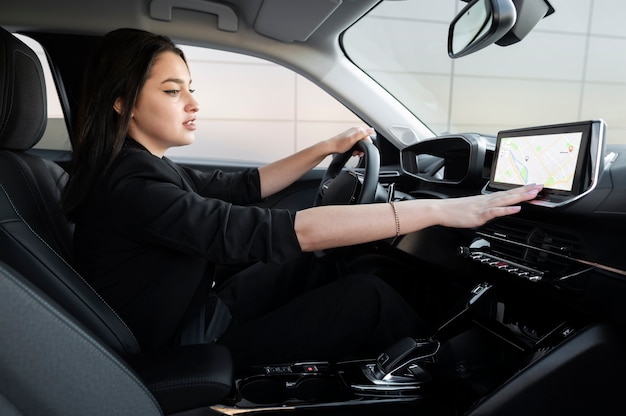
[62,28,542,367]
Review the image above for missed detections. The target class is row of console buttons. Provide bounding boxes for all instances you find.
[264,363,323,375]
[465,251,544,282]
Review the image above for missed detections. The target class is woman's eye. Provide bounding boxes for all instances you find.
[164,89,194,96]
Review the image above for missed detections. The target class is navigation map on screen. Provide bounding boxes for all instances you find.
[493,131,583,191]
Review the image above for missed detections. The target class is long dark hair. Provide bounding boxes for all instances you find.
[62,28,186,222]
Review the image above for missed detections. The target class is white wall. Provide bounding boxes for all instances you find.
[348,0,626,143]
[166,47,363,164]
[449,0,626,143]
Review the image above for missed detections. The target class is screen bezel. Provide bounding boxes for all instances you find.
[488,120,593,198]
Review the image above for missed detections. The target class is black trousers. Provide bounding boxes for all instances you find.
[215,253,429,369]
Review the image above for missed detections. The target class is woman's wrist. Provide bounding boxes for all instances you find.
[319,138,338,157]
[402,198,441,232]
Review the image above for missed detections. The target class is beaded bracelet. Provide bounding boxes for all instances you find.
[390,201,400,237]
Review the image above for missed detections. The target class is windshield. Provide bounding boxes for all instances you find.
[343,0,626,145]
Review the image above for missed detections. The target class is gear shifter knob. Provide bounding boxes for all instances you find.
[376,337,440,377]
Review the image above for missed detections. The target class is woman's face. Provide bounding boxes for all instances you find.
[126,51,199,157]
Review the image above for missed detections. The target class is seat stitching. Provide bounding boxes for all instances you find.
[0,184,141,349]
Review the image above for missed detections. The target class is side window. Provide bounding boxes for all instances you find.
[167,45,363,166]
[15,37,363,166]
[15,35,71,152]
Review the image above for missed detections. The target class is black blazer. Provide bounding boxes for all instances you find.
[73,140,301,350]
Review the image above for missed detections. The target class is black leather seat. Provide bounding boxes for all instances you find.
[0,261,166,416]
[0,28,73,262]
[0,26,234,413]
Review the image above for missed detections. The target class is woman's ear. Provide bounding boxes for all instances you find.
[113,98,124,115]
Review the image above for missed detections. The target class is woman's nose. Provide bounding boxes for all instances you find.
[188,96,199,113]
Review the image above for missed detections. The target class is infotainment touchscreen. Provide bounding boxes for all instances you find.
[486,120,606,206]
[492,130,583,192]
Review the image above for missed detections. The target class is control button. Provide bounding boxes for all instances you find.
[303,365,318,373]
[377,352,390,367]
[265,366,291,374]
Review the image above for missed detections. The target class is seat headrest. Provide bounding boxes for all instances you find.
[0,27,47,151]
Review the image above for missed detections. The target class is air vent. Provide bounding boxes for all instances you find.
[475,219,590,279]
[525,228,587,276]
[476,220,530,262]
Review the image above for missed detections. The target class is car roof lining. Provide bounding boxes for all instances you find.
[2,0,380,95]
[0,0,379,45]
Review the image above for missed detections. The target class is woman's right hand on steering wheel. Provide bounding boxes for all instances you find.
[323,126,375,156]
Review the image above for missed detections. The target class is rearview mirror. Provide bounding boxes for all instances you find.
[495,0,554,46]
[448,0,555,58]
[448,0,517,58]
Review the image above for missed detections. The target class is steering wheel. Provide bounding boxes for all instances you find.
[314,139,380,206]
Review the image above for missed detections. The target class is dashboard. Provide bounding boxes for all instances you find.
[397,120,626,327]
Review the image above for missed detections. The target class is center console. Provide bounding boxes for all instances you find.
[210,278,625,415]
[228,337,440,410]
